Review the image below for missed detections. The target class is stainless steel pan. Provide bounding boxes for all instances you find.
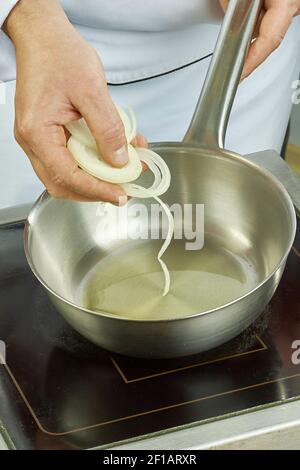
[24,0,297,358]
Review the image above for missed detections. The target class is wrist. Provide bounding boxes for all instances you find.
[5,0,71,46]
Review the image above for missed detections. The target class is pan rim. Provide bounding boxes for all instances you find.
[23,143,297,323]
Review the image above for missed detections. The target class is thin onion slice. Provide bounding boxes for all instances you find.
[66,118,96,149]
[154,196,174,296]
[126,106,137,143]
[66,105,174,296]
[68,137,143,184]
[121,148,171,198]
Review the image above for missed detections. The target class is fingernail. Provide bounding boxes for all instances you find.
[118,194,128,206]
[112,193,127,206]
[113,145,128,166]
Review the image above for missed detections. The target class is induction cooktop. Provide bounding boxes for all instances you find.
[0,221,300,449]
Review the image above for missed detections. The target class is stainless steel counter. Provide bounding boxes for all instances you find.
[0,435,8,450]
[1,400,299,450]
[107,400,300,450]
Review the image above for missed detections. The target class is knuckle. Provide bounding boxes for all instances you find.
[13,125,22,145]
[15,117,36,141]
[51,173,65,187]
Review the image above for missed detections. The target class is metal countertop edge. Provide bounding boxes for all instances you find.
[102,398,300,451]
[0,420,15,451]
[0,204,32,226]
[0,204,32,450]
[0,435,8,451]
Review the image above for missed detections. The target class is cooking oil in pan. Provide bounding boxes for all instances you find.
[78,238,259,320]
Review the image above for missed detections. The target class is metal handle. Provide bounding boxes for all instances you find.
[184,0,263,149]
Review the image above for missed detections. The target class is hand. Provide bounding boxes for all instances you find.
[219,0,300,79]
[6,0,147,204]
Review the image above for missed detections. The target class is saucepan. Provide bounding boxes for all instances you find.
[24,0,297,358]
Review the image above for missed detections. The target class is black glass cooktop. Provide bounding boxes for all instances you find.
[0,222,300,450]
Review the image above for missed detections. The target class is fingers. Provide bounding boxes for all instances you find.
[218,0,228,12]
[38,149,127,204]
[73,82,129,168]
[131,133,149,149]
[15,123,127,204]
[241,5,293,79]
[219,1,295,80]
[252,8,267,40]
[39,144,127,203]
[15,143,92,201]
[219,0,264,37]
[30,156,102,201]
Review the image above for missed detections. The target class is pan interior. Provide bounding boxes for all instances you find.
[27,145,295,321]
[77,236,259,320]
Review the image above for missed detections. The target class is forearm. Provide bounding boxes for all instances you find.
[4,0,72,45]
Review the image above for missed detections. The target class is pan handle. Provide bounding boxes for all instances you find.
[183,0,263,149]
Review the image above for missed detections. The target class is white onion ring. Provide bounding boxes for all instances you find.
[66,106,173,296]
[67,137,143,184]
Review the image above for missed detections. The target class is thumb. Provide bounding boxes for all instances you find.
[219,0,229,13]
[77,87,128,168]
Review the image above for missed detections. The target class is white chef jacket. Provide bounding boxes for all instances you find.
[0,0,300,210]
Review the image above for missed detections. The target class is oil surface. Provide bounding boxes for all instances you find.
[78,239,259,320]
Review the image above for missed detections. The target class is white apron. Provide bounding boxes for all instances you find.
[0,0,300,209]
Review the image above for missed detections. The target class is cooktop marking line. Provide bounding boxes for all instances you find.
[292,246,300,258]
[110,335,268,384]
[255,335,268,350]
[2,245,298,439]
[110,357,129,384]
[3,362,300,437]
[3,363,52,436]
